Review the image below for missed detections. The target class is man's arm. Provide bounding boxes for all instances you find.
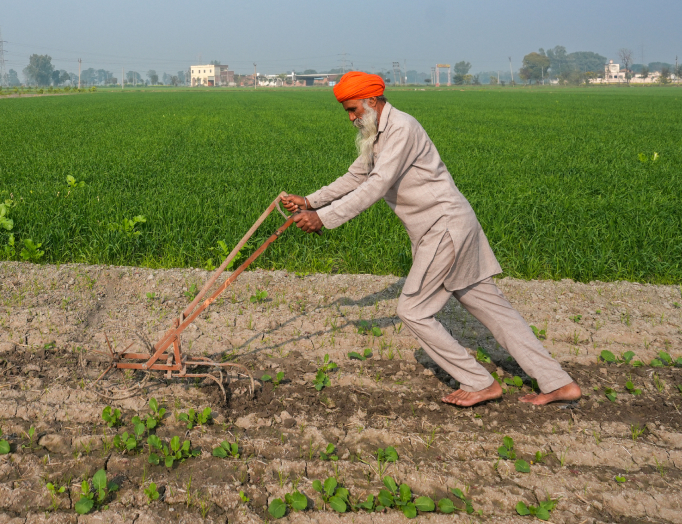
[306,156,369,209]
[316,125,418,229]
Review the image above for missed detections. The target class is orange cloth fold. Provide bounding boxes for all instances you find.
[333,71,385,102]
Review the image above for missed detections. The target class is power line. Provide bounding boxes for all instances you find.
[0,27,7,87]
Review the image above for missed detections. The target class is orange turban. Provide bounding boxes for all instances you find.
[333,71,385,103]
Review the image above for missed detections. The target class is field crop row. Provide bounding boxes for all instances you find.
[0,87,680,283]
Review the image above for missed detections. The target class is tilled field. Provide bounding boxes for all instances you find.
[0,261,681,523]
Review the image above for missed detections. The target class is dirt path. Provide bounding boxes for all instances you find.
[0,262,681,523]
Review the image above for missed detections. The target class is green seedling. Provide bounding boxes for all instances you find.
[66,175,86,188]
[145,292,156,301]
[203,259,216,271]
[112,421,145,453]
[650,358,664,367]
[615,475,626,483]
[348,348,372,361]
[20,239,45,262]
[0,203,14,231]
[46,481,67,510]
[475,347,491,363]
[630,424,646,441]
[313,477,349,513]
[101,406,123,428]
[2,233,15,258]
[268,490,308,518]
[133,397,166,430]
[497,436,516,460]
[359,446,399,478]
[212,440,240,459]
[570,314,582,323]
[148,435,199,468]
[0,428,10,455]
[438,487,475,514]
[503,376,524,389]
[534,450,548,463]
[22,426,36,449]
[375,476,435,518]
[109,215,146,238]
[604,388,617,402]
[249,289,268,303]
[184,283,198,301]
[178,407,212,430]
[261,371,285,387]
[625,380,642,395]
[239,490,250,503]
[516,496,559,521]
[357,320,382,337]
[529,325,546,340]
[144,482,159,504]
[320,443,338,461]
[313,354,338,391]
[75,469,119,515]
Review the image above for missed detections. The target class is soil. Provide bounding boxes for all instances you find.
[0,261,681,523]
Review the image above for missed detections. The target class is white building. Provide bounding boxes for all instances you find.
[191,64,234,87]
[604,60,627,82]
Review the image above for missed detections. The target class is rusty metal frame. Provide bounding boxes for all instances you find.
[97,192,299,399]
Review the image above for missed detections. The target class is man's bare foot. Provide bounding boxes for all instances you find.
[519,381,582,405]
[442,380,503,407]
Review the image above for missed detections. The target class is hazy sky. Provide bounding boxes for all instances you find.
[3,0,681,76]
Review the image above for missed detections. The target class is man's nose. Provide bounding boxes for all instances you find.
[349,113,356,121]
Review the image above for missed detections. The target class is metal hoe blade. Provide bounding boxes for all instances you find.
[92,192,302,401]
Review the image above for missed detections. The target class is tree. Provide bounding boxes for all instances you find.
[618,48,633,84]
[177,71,186,84]
[545,46,569,78]
[8,69,20,86]
[520,52,550,84]
[640,66,649,79]
[489,76,498,85]
[568,51,607,74]
[51,70,61,86]
[453,61,471,85]
[209,60,221,65]
[23,54,54,86]
[59,71,71,85]
[660,66,671,84]
[303,69,317,74]
[147,70,159,85]
[675,64,682,84]
[170,76,179,86]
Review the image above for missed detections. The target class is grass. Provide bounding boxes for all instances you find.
[1,87,681,283]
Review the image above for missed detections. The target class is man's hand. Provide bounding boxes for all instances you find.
[282,194,306,213]
[293,210,323,233]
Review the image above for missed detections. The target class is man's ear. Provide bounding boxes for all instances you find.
[366,97,378,109]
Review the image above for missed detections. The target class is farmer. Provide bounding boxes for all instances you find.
[282,71,581,407]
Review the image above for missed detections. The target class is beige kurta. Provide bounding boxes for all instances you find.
[307,102,502,294]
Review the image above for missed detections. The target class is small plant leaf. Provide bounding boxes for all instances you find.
[516,501,531,516]
[414,496,435,512]
[503,436,514,450]
[401,502,417,518]
[268,498,287,518]
[348,351,366,361]
[0,441,10,454]
[212,446,227,458]
[659,351,672,364]
[515,459,530,473]
[535,507,551,520]
[92,469,107,491]
[261,374,272,382]
[513,376,523,388]
[438,498,455,513]
[399,483,411,503]
[377,489,394,508]
[312,480,323,493]
[600,350,616,363]
[75,498,94,515]
[650,359,664,367]
[323,477,337,497]
[451,488,465,500]
[383,476,398,493]
[330,496,347,513]
[622,351,635,363]
[290,491,307,511]
[384,446,399,462]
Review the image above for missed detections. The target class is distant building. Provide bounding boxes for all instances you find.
[605,60,627,82]
[191,65,234,87]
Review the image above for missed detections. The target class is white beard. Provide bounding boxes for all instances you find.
[354,101,378,171]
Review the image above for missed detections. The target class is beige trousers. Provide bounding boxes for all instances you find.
[397,233,573,393]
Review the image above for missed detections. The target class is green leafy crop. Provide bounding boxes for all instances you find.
[101,406,123,428]
[148,435,199,468]
[516,497,559,521]
[313,477,349,513]
[178,407,212,429]
[75,469,119,515]
[212,440,240,459]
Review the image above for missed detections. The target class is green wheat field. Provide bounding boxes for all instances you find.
[1,87,680,283]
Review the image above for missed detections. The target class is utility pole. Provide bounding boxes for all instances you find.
[78,58,82,89]
[253,63,257,89]
[497,71,500,84]
[0,26,7,87]
[508,57,514,85]
[404,59,407,85]
[122,67,124,89]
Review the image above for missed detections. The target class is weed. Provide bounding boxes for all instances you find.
[184,284,198,301]
[249,289,268,303]
[516,495,559,521]
[630,424,646,441]
[75,469,119,514]
[570,314,582,323]
[604,387,617,402]
[348,348,372,361]
[0,428,10,455]
[20,239,45,262]
[530,325,546,340]
[653,373,666,392]
[22,426,36,449]
[654,457,667,477]
[144,482,159,504]
[178,407,212,430]
[212,440,240,459]
[101,406,123,428]
[359,446,398,478]
[475,347,491,363]
[46,481,67,511]
[148,435,200,467]
[615,475,626,483]
[109,216,146,238]
[357,320,382,337]
[320,443,338,461]
[239,490,250,503]
[261,371,284,387]
[66,175,86,188]
[625,380,642,395]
